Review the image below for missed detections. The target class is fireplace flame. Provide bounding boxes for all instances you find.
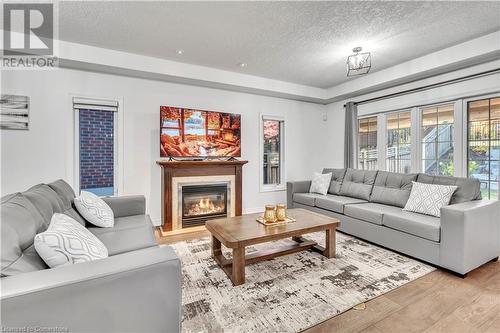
[199,198,214,211]
[185,197,225,217]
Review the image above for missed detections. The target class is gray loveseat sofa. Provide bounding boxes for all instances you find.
[1,180,181,333]
[288,168,499,276]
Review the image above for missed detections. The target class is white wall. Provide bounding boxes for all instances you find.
[323,101,346,169]
[1,68,329,225]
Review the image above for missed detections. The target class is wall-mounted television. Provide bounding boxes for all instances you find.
[160,106,241,157]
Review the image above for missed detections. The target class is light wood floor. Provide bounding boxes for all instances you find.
[156,228,500,333]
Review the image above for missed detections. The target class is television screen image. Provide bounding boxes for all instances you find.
[160,106,241,157]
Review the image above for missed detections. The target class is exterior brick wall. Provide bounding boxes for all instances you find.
[79,109,114,190]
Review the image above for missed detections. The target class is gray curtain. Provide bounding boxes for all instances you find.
[344,102,358,169]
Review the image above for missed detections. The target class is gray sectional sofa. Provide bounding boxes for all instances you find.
[287,168,500,276]
[1,180,181,333]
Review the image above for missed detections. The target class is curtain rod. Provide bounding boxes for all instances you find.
[344,67,500,107]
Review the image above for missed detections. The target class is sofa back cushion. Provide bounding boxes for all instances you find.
[416,174,481,204]
[48,179,86,225]
[370,171,418,208]
[339,168,378,200]
[322,168,346,195]
[22,184,65,228]
[1,193,48,277]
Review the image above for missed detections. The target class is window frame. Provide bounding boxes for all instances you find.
[357,115,378,170]
[356,91,499,201]
[463,94,500,200]
[418,102,456,176]
[72,95,123,196]
[385,109,413,174]
[259,114,286,192]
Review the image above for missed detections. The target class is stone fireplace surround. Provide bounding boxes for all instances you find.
[172,175,236,230]
[157,160,247,234]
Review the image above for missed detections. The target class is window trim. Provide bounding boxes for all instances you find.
[259,114,286,193]
[72,94,123,196]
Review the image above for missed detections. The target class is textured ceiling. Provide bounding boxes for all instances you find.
[58,1,500,88]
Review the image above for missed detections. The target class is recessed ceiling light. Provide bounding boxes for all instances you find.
[238,63,247,68]
[176,49,184,55]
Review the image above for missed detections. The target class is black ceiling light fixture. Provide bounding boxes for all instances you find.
[346,47,371,76]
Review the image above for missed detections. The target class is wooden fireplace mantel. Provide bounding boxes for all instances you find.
[156,159,248,232]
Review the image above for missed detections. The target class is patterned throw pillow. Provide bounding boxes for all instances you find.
[35,213,108,268]
[309,172,333,195]
[74,191,114,228]
[403,181,457,217]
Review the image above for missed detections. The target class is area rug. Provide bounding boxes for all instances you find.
[170,232,435,333]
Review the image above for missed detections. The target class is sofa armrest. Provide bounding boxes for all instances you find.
[1,246,182,333]
[287,180,311,208]
[103,195,146,218]
[440,199,500,275]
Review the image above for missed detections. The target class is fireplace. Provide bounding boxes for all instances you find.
[157,160,247,233]
[178,183,230,228]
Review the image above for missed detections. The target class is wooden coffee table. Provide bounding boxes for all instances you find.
[205,208,340,286]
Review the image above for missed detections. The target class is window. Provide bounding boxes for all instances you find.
[74,98,119,196]
[386,111,412,173]
[467,97,500,200]
[421,104,454,176]
[358,117,378,170]
[260,115,285,191]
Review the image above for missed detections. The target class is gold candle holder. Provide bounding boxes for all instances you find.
[276,204,287,221]
[264,205,277,223]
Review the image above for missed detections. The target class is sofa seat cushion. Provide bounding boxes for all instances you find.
[383,211,441,242]
[293,193,324,207]
[339,168,378,200]
[315,195,367,214]
[88,215,156,256]
[344,203,403,225]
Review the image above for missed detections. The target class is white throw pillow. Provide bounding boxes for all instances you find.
[74,191,114,228]
[35,213,108,268]
[309,172,333,195]
[403,181,457,217]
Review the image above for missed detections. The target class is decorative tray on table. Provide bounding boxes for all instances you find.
[256,216,296,226]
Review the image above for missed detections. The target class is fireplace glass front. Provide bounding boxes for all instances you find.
[181,184,228,227]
